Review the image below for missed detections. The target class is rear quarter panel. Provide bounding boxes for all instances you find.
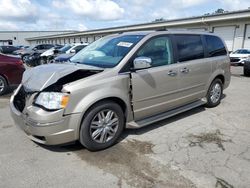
[0,55,25,85]
[205,55,231,92]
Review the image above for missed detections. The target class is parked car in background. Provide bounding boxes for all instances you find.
[12,46,30,56]
[0,53,25,95]
[16,44,56,63]
[243,58,250,76]
[25,52,42,67]
[53,53,75,63]
[39,45,63,64]
[230,49,250,66]
[0,45,20,55]
[10,31,230,151]
[51,43,88,63]
[53,43,88,62]
[64,43,89,54]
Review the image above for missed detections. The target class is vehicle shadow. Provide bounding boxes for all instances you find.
[0,87,16,98]
[121,105,206,138]
[38,105,207,153]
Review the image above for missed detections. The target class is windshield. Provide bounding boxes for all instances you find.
[233,49,250,54]
[70,35,144,68]
[60,44,73,53]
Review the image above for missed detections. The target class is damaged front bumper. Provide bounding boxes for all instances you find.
[10,85,82,145]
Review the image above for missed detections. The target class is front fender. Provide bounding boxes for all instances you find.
[73,88,130,115]
[67,88,132,139]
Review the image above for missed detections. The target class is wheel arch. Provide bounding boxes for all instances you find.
[214,74,225,85]
[0,73,9,85]
[73,94,132,140]
[205,70,226,92]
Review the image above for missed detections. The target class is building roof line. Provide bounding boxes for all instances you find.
[26,8,250,41]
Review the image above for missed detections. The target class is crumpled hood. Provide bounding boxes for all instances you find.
[22,63,103,91]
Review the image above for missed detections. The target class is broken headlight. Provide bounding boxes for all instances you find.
[35,92,69,110]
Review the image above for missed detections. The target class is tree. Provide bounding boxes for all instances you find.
[215,8,225,14]
[152,18,166,22]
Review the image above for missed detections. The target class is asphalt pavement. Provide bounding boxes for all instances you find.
[0,66,249,188]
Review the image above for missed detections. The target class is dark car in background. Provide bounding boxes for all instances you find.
[0,53,25,95]
[15,44,56,63]
[0,46,20,54]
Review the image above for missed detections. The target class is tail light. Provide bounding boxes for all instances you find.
[16,59,23,66]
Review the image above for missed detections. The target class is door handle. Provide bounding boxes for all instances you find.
[168,70,177,76]
[180,67,190,73]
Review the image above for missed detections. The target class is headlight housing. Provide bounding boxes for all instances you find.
[35,92,69,110]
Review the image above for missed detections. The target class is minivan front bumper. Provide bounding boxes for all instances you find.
[10,87,82,145]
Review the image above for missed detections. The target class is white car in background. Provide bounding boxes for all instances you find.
[40,43,89,64]
[65,43,89,54]
[230,49,250,65]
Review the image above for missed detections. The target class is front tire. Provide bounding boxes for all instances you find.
[0,75,8,96]
[80,101,125,151]
[205,78,223,108]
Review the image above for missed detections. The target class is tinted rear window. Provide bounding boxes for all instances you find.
[205,35,227,57]
[175,35,204,62]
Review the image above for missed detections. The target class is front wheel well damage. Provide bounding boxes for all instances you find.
[85,97,127,118]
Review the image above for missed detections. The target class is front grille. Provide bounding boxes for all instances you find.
[13,86,31,112]
[230,58,240,62]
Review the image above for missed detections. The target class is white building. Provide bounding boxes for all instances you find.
[27,9,250,52]
[0,31,74,46]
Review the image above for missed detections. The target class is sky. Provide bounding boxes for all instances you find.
[0,0,249,31]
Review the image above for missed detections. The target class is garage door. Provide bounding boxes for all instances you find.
[188,28,206,32]
[243,24,250,49]
[88,36,94,43]
[213,26,236,51]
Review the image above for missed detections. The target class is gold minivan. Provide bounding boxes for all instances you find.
[10,31,231,151]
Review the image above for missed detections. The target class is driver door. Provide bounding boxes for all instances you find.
[131,36,182,120]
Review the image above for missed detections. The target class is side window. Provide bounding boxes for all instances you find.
[205,35,227,57]
[44,44,53,49]
[135,36,173,67]
[175,34,204,62]
[74,45,85,53]
[35,45,42,50]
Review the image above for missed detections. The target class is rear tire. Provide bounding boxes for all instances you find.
[0,75,8,96]
[21,54,29,63]
[243,64,250,77]
[79,101,125,151]
[205,78,223,108]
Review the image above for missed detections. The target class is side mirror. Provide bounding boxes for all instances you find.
[70,49,76,53]
[133,57,152,70]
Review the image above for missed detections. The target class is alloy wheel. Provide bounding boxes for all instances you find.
[90,109,119,144]
[210,83,222,104]
[0,79,5,93]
